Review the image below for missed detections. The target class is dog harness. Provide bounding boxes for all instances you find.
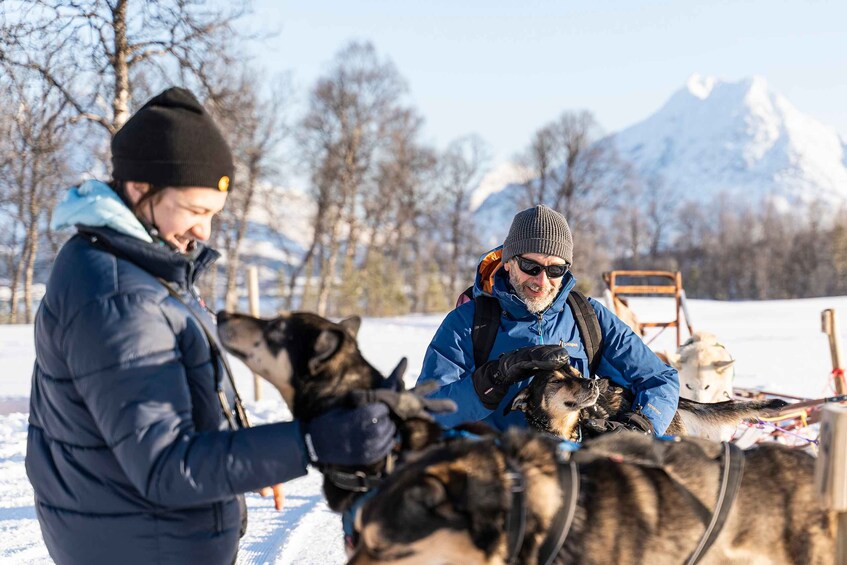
[503,438,744,565]
[684,441,745,565]
[502,440,581,565]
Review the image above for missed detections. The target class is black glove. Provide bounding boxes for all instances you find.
[301,403,397,466]
[583,411,654,436]
[345,381,457,422]
[351,356,456,421]
[472,345,570,409]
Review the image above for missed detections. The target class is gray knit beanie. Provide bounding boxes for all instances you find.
[502,205,573,264]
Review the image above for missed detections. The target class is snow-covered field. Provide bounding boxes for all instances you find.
[1,296,846,563]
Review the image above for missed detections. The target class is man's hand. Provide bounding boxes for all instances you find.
[472,345,570,409]
[301,379,457,467]
[345,381,456,422]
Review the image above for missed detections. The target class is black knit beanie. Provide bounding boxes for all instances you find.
[111,87,234,192]
[502,205,573,264]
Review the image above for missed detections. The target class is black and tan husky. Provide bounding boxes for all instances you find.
[216,311,445,512]
[349,430,835,564]
[509,366,787,441]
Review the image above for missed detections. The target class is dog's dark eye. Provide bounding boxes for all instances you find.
[685,384,693,390]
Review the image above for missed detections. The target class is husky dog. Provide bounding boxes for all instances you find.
[662,332,736,403]
[216,311,446,512]
[509,366,787,441]
[349,430,835,564]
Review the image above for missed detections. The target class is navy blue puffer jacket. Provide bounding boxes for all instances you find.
[27,220,309,565]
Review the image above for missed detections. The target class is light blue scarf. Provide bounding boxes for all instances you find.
[51,180,153,243]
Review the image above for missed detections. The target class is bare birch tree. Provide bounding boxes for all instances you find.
[296,41,407,315]
[205,72,291,311]
[0,64,72,322]
[516,110,622,223]
[362,107,438,315]
[0,0,250,135]
[436,135,488,300]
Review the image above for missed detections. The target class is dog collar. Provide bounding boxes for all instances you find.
[322,453,395,493]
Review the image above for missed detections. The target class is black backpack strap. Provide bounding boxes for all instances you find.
[471,294,502,368]
[567,290,603,376]
[468,288,602,375]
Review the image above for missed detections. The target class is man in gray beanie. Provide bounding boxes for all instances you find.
[416,204,679,436]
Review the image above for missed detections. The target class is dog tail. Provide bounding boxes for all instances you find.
[678,398,789,420]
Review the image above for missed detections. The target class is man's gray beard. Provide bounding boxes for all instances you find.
[510,272,557,314]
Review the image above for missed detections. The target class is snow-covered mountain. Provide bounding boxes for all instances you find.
[473,75,847,247]
[614,74,847,210]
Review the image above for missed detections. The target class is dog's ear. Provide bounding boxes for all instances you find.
[506,388,530,415]
[713,359,735,373]
[382,357,408,391]
[308,329,344,373]
[664,351,682,369]
[339,316,361,338]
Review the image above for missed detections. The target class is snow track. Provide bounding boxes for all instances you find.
[237,470,345,565]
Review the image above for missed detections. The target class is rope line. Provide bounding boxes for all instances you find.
[753,419,819,446]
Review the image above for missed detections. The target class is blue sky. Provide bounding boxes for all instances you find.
[248,0,845,163]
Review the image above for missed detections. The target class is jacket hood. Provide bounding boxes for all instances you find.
[473,246,576,320]
[51,180,153,243]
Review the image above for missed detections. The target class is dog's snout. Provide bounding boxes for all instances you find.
[217,310,233,325]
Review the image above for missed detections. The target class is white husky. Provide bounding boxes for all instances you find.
[663,331,735,403]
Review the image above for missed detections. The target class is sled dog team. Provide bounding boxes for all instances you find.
[27,86,834,565]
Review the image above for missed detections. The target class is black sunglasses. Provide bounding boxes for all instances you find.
[515,256,569,278]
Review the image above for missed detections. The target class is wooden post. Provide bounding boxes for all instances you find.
[247,266,262,401]
[815,404,847,564]
[822,309,846,395]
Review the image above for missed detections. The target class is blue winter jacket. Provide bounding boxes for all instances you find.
[26,181,309,565]
[417,248,680,434]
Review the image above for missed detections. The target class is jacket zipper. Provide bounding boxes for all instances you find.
[537,313,544,344]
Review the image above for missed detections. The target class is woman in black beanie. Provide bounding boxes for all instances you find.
[25,87,402,564]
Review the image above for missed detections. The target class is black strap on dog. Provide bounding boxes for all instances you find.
[685,442,745,565]
[502,447,580,565]
[321,452,395,494]
[322,468,388,493]
[536,456,580,565]
[503,457,528,565]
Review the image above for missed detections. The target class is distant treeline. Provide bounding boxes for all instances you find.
[610,199,847,300]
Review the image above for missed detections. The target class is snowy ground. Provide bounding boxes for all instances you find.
[1,296,846,563]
